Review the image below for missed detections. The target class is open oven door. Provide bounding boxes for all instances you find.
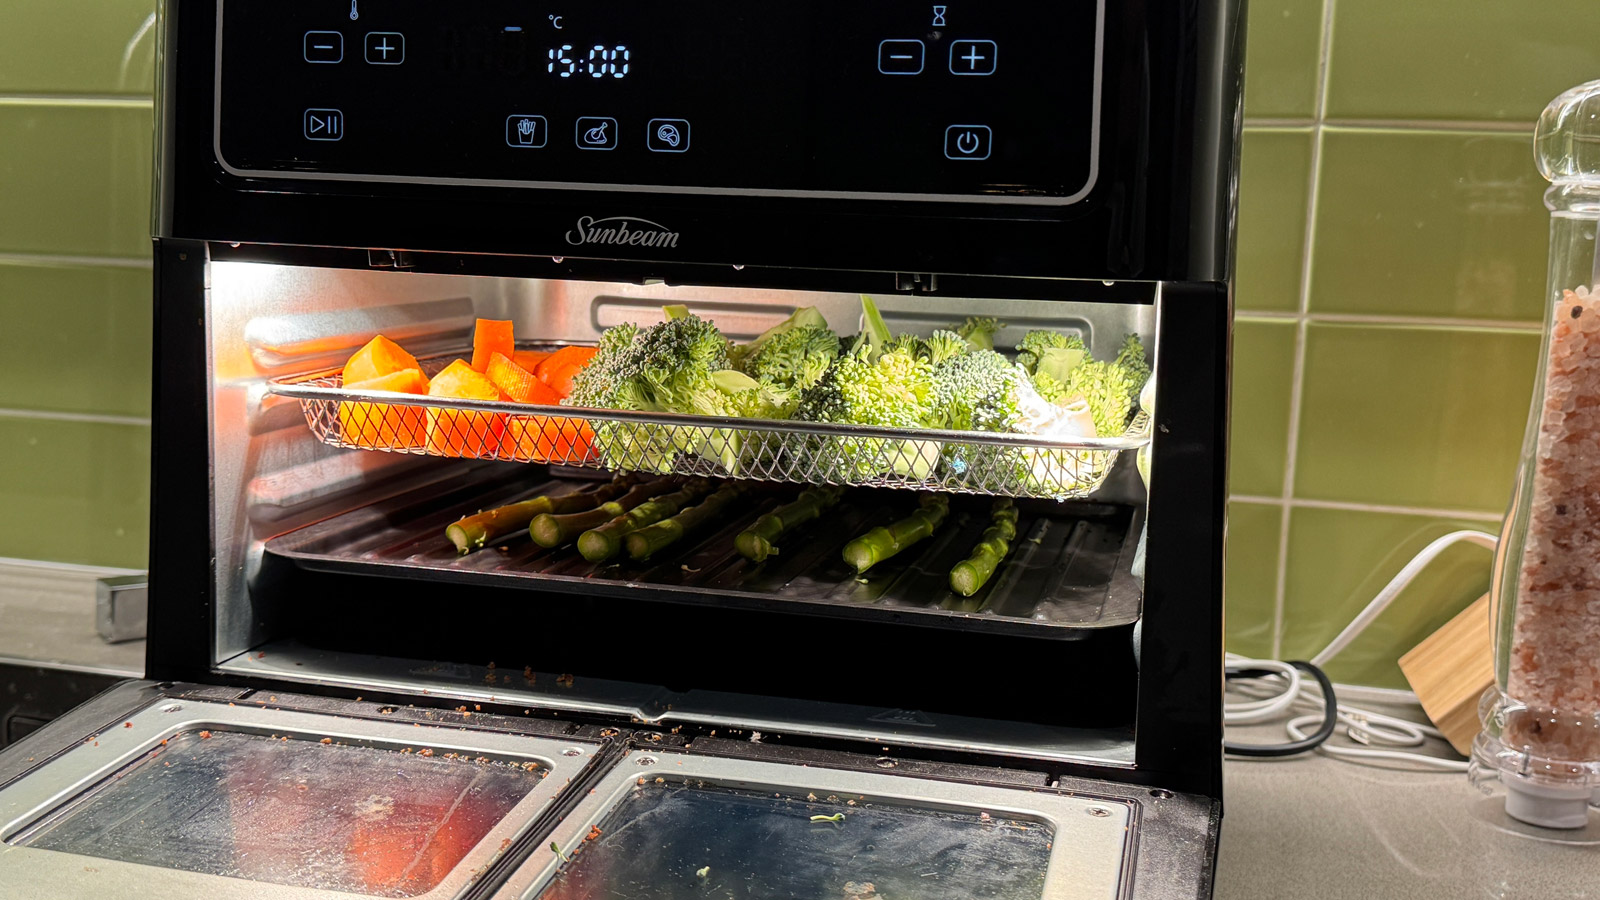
[0,682,1220,899]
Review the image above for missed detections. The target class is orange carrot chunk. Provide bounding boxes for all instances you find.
[426,360,507,457]
[504,415,597,464]
[486,352,562,405]
[534,345,599,383]
[344,335,420,385]
[512,349,554,372]
[470,320,516,373]
[543,363,588,398]
[339,368,428,449]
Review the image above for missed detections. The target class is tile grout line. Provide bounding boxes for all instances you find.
[0,408,151,427]
[1234,309,1543,331]
[1321,117,1535,134]
[1244,116,1536,134]
[1231,493,1505,524]
[1271,319,1309,659]
[1269,0,1339,659]
[0,252,153,270]
[0,94,153,108]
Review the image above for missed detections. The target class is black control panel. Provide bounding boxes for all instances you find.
[216,0,1103,204]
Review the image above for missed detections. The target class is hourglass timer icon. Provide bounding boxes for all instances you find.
[505,115,548,149]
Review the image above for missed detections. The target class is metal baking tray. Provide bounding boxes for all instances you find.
[261,467,1145,639]
[268,352,1151,501]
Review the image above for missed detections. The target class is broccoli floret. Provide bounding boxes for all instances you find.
[956,317,1005,353]
[1037,333,1151,437]
[932,351,1026,433]
[1015,330,1088,374]
[799,344,935,431]
[681,370,792,472]
[1114,332,1152,391]
[1030,370,1071,406]
[884,333,924,357]
[728,306,830,371]
[922,330,970,366]
[566,322,639,409]
[796,343,940,479]
[1061,362,1135,437]
[740,324,840,399]
[564,311,735,472]
[880,329,969,368]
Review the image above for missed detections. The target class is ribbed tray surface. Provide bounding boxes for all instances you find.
[263,468,1145,639]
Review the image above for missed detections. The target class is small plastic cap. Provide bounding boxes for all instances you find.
[1504,776,1593,829]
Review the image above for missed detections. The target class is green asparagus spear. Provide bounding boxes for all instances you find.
[625,483,748,561]
[949,499,1019,596]
[735,485,845,563]
[529,479,678,548]
[842,495,951,574]
[577,479,715,563]
[445,476,632,554]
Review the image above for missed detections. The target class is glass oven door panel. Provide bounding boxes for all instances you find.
[499,751,1131,900]
[0,697,599,899]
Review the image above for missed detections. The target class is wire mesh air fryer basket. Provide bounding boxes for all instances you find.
[268,355,1151,500]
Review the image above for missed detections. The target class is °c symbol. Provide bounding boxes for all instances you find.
[549,14,563,29]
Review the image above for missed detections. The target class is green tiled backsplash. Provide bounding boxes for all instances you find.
[0,0,1590,686]
[1230,0,1595,689]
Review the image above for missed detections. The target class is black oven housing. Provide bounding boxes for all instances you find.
[147,0,1241,803]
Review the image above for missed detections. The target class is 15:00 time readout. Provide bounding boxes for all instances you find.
[549,44,630,78]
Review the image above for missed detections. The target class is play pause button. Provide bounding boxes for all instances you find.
[304,108,343,141]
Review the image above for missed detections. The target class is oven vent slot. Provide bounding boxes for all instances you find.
[242,297,475,370]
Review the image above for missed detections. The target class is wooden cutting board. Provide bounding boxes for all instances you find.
[1398,593,1493,756]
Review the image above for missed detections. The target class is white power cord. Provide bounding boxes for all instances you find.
[1309,530,1500,668]
[1225,529,1498,771]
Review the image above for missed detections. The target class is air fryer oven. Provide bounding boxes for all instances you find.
[0,1,1241,897]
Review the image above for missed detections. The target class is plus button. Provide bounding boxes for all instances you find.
[364,32,405,65]
[948,40,997,76]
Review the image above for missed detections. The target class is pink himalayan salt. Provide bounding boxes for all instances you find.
[1510,285,1600,759]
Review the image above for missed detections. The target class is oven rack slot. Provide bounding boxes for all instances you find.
[261,467,1144,639]
[268,354,1151,501]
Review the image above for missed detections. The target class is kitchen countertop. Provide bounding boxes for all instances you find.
[1216,706,1600,899]
[0,562,142,677]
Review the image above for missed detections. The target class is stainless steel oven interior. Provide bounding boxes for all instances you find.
[212,261,1158,769]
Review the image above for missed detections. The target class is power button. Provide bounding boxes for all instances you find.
[945,124,992,160]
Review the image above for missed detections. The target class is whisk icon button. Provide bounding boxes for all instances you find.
[647,119,691,153]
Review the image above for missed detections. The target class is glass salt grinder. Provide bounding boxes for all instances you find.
[1475,79,1600,831]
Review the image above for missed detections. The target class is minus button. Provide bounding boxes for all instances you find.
[304,30,343,64]
[877,39,925,75]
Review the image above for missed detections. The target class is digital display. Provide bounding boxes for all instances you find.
[216,0,1103,204]
[548,44,630,79]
